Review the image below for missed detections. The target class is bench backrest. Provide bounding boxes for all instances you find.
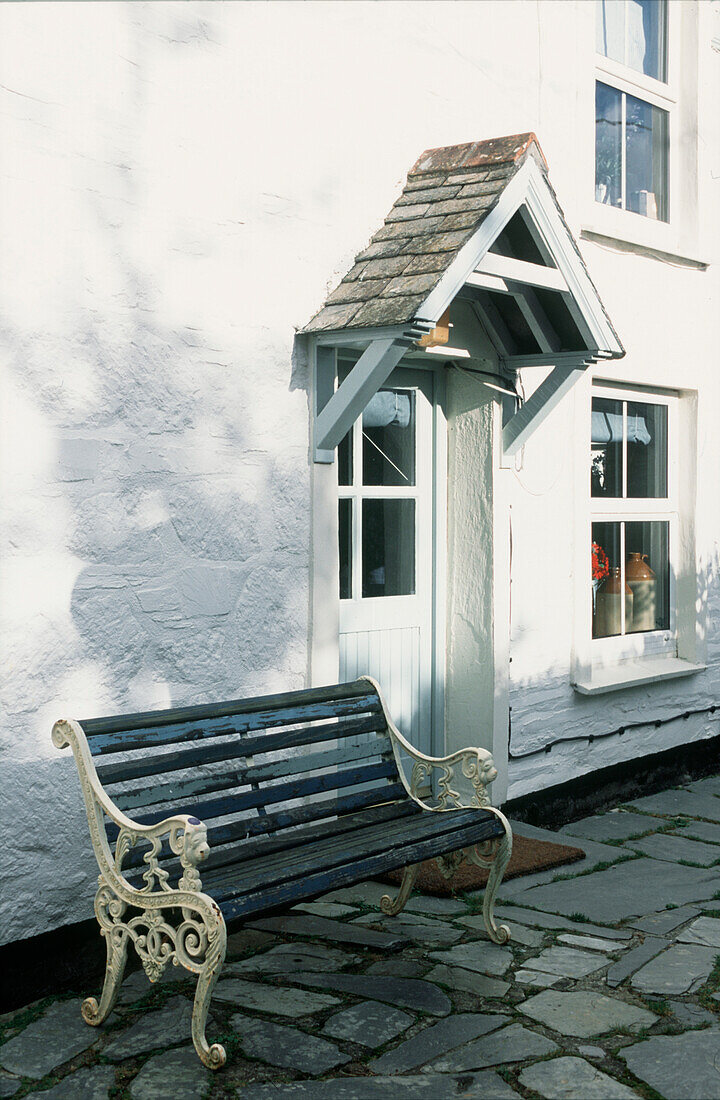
[81,679,405,855]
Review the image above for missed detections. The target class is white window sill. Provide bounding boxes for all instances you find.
[573,657,706,696]
[580,227,709,271]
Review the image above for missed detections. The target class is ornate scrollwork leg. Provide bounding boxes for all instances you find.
[82,920,129,1026]
[380,863,420,916]
[465,814,513,945]
[176,905,228,1070]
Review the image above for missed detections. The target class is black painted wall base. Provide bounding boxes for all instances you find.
[2,731,719,1014]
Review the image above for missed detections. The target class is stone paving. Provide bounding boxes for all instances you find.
[4,775,720,1097]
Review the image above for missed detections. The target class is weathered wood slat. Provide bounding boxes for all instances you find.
[81,679,373,736]
[96,714,386,785]
[205,806,499,898]
[86,692,381,755]
[112,760,398,830]
[117,786,411,873]
[217,814,507,920]
[110,735,393,814]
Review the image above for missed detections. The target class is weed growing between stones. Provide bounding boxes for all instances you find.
[568,912,591,923]
[645,998,671,1017]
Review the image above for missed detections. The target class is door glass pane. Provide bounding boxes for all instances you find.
[626,520,669,631]
[595,82,623,208]
[338,499,352,599]
[591,396,624,497]
[626,400,667,498]
[362,499,415,597]
[626,94,668,222]
[338,430,353,487]
[362,390,416,487]
[592,522,623,637]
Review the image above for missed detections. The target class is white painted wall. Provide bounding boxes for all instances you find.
[0,0,717,943]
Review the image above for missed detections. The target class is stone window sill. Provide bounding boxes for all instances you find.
[573,657,706,696]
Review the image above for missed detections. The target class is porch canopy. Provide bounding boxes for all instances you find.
[303,133,624,460]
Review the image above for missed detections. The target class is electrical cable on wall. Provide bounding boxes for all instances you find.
[508,703,720,761]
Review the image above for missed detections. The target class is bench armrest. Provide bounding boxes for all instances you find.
[359,676,497,811]
[52,718,210,897]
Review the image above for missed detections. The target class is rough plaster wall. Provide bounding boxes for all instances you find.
[445,374,496,757]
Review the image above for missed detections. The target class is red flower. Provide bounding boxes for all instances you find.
[592,542,609,582]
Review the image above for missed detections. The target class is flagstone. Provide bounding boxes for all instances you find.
[237,1070,522,1097]
[674,820,720,846]
[404,895,467,916]
[293,902,357,919]
[0,999,100,1079]
[354,913,462,945]
[684,777,720,797]
[677,915,720,948]
[559,812,663,843]
[247,914,404,950]
[605,937,669,988]
[284,972,451,1015]
[117,966,190,1006]
[494,906,631,939]
[668,1000,716,1029]
[226,929,277,957]
[627,833,720,867]
[365,959,430,978]
[514,970,563,988]
[630,942,718,994]
[319,882,394,907]
[425,965,511,998]
[518,858,719,923]
[230,1014,350,1074]
[102,996,194,1061]
[427,941,513,977]
[425,1022,558,1072]
[629,906,700,934]
[321,1002,413,1048]
[624,789,720,822]
[458,915,544,946]
[523,946,609,979]
[519,990,656,1038]
[370,1013,509,1074]
[213,978,340,1015]
[621,1030,720,1099]
[128,1048,211,1100]
[230,942,358,975]
[519,1056,638,1099]
[26,1066,116,1099]
[557,933,627,953]
[0,1079,19,1099]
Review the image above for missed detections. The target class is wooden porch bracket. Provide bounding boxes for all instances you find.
[502,357,593,457]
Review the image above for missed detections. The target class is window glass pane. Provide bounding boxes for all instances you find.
[362,390,416,487]
[592,522,624,637]
[338,430,352,487]
[338,499,352,599]
[595,82,622,208]
[626,400,667,497]
[625,520,670,631]
[626,94,668,222]
[627,0,667,81]
[362,499,415,597]
[597,0,625,65]
[591,396,624,497]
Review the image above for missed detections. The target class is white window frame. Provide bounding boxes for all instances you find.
[591,0,680,251]
[590,380,679,665]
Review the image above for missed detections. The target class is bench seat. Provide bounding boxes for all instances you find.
[53,676,512,1069]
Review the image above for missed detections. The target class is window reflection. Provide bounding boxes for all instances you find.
[362,500,415,598]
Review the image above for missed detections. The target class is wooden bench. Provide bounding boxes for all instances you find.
[53,676,512,1069]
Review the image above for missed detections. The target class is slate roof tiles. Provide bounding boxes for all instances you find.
[303,133,547,334]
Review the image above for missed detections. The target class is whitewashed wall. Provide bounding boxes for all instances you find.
[0,1,717,943]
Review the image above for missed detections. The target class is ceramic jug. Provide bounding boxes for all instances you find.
[626,552,656,632]
[595,566,633,637]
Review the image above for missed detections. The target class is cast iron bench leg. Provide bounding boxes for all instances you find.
[380,863,420,916]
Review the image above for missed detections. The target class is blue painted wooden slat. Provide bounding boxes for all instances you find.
[116,785,411,873]
[216,814,507,920]
[111,735,394,815]
[96,714,386,785]
[86,693,381,756]
[107,759,398,835]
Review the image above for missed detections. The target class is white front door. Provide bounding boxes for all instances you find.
[338,366,442,756]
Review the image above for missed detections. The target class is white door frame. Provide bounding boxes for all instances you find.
[309,340,447,757]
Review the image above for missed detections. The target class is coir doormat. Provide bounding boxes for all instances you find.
[380,833,585,897]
